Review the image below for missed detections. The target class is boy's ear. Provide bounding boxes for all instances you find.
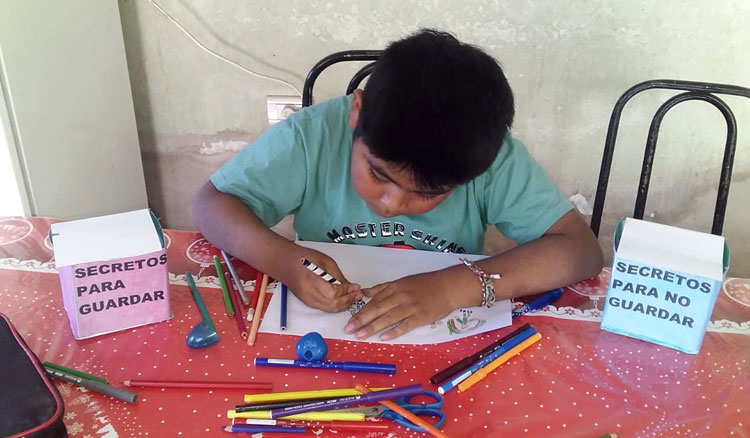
[349,89,363,130]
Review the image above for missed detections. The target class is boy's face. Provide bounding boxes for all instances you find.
[349,90,453,218]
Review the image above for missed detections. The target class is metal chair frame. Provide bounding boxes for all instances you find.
[590,79,750,236]
[302,50,382,108]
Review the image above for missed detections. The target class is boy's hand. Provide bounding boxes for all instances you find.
[344,270,462,341]
[287,247,362,313]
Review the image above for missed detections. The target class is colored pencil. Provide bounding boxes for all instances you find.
[255,357,396,374]
[429,323,531,385]
[280,283,288,330]
[45,366,137,403]
[226,270,249,339]
[228,410,365,422]
[123,379,272,390]
[247,274,269,346]
[43,361,107,384]
[437,326,536,394]
[223,425,306,434]
[243,387,391,404]
[269,385,422,419]
[354,384,451,438]
[214,255,235,316]
[238,419,389,431]
[248,270,264,321]
[221,249,250,305]
[236,397,341,412]
[457,332,542,392]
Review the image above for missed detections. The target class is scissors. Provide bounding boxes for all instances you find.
[339,390,445,432]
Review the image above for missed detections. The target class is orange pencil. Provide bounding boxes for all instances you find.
[247,274,269,346]
[354,384,452,438]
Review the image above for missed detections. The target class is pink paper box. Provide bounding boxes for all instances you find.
[50,209,172,339]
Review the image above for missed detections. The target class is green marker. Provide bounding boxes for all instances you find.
[43,361,107,384]
[214,255,235,316]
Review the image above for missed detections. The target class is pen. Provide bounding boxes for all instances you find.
[255,357,396,374]
[512,288,563,317]
[214,255,235,316]
[437,326,537,394]
[45,366,138,403]
[269,385,422,418]
[429,323,531,385]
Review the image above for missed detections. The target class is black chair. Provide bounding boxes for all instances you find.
[302,50,382,108]
[590,79,750,237]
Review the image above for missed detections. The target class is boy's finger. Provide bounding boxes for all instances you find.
[344,293,399,334]
[380,318,418,341]
[352,306,410,340]
[361,282,391,298]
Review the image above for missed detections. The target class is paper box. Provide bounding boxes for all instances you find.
[601,218,730,354]
[50,209,171,339]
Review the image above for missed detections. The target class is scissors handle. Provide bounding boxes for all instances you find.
[395,390,444,409]
[384,408,446,432]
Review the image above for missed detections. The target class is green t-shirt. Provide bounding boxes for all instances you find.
[210,95,571,254]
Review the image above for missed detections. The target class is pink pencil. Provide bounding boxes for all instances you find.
[225,270,249,339]
[123,379,272,390]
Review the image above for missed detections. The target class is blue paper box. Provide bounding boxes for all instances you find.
[600,218,730,354]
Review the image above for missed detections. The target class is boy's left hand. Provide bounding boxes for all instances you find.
[344,271,459,341]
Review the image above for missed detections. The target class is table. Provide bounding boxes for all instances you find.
[1,216,748,437]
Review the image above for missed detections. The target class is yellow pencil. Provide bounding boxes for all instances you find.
[227,409,365,422]
[243,387,391,403]
[247,274,268,346]
[458,332,542,392]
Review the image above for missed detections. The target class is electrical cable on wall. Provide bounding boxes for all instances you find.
[149,0,302,97]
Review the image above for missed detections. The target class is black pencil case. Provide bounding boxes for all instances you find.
[0,312,67,438]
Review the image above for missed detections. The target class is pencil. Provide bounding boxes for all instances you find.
[123,379,272,390]
[248,273,269,346]
[226,270,249,339]
[214,255,235,316]
[248,270,264,321]
[280,283,288,330]
[221,249,250,305]
[457,332,542,392]
[354,384,451,438]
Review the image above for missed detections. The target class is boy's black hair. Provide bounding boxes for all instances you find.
[354,29,515,190]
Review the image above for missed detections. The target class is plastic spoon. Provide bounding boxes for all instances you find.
[185,272,220,348]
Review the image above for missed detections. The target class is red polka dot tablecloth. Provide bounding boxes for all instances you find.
[1,216,749,438]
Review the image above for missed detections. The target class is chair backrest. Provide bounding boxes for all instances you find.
[302,50,382,108]
[590,79,750,237]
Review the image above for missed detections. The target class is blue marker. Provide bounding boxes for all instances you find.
[437,326,537,394]
[255,357,396,375]
[512,288,563,318]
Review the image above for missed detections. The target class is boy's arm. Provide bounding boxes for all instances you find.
[190,181,360,312]
[346,210,603,340]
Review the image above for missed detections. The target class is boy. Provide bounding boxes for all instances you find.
[191,29,603,341]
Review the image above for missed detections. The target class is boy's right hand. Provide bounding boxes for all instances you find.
[285,247,362,313]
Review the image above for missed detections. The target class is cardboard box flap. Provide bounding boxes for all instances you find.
[617,218,726,281]
[51,209,163,267]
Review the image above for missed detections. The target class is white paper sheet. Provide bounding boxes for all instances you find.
[259,241,512,344]
[51,209,162,267]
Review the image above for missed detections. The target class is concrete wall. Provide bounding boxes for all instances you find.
[118,0,750,275]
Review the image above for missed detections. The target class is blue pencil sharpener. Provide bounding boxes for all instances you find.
[296,332,328,362]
